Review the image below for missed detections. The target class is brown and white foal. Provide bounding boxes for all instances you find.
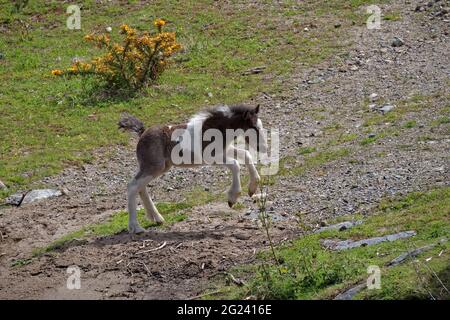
[119,104,267,233]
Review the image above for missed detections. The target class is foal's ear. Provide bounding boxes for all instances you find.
[254,104,260,114]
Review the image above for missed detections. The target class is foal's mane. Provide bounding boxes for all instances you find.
[187,104,255,126]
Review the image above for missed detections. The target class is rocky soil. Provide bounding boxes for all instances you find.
[0,0,449,299]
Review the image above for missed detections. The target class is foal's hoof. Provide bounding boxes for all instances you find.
[248,179,259,198]
[128,224,146,234]
[227,190,241,208]
[153,213,166,224]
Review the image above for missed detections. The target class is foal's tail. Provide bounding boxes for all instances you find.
[118,113,146,136]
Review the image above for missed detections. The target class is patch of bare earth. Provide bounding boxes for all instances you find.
[0,0,449,299]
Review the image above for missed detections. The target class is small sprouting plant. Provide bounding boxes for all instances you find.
[51,19,182,93]
[12,0,29,13]
[256,177,281,269]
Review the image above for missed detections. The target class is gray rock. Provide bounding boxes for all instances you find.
[368,133,376,139]
[387,238,447,266]
[315,220,363,233]
[391,37,405,47]
[379,104,395,114]
[322,230,416,250]
[5,192,26,206]
[21,189,63,205]
[387,244,435,267]
[334,283,366,300]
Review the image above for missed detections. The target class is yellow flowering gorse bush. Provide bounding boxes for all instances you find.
[51,19,181,91]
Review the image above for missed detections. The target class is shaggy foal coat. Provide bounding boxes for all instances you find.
[119,104,266,233]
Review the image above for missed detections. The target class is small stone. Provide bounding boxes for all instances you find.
[391,37,405,47]
[368,133,376,138]
[234,233,251,240]
[315,221,363,234]
[415,5,425,12]
[204,186,210,191]
[166,187,174,191]
[61,188,70,195]
[368,104,377,111]
[0,180,6,190]
[334,23,342,28]
[207,92,213,98]
[71,56,83,64]
[380,104,395,114]
[105,26,112,33]
[370,93,378,102]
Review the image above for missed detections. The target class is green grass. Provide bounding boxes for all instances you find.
[326,133,358,146]
[383,12,402,21]
[298,146,317,155]
[11,258,32,267]
[206,187,450,300]
[360,134,382,146]
[403,120,417,129]
[432,116,450,126]
[0,0,394,200]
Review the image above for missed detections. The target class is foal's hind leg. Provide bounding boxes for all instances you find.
[139,162,168,225]
[127,173,153,234]
[139,186,165,224]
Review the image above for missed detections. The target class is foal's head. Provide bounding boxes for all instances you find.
[229,104,268,154]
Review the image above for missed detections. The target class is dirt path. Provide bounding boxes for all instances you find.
[0,0,449,299]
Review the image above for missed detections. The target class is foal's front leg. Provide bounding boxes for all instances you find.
[227,146,260,197]
[223,157,242,207]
